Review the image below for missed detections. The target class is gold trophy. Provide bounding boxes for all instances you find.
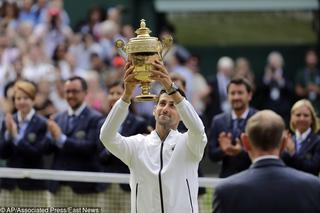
[115,19,173,102]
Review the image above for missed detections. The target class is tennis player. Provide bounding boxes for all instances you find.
[100,59,207,213]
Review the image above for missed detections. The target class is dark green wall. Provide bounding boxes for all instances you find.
[188,45,319,80]
[64,0,158,32]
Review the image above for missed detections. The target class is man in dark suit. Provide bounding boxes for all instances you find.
[209,77,257,177]
[212,110,320,213]
[47,76,103,206]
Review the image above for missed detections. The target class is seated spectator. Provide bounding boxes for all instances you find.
[0,1,19,32]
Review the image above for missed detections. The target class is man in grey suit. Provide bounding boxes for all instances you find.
[212,110,320,213]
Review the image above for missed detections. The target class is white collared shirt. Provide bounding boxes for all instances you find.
[231,107,249,120]
[295,128,311,146]
[252,155,279,164]
[67,102,86,117]
[17,108,35,124]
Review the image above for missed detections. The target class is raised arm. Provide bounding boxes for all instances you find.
[99,61,140,166]
[150,60,207,160]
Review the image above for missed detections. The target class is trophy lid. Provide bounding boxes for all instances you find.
[126,19,161,54]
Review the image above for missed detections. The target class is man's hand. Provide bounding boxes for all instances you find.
[218,132,232,151]
[5,113,17,138]
[227,138,243,156]
[150,59,172,90]
[150,59,183,103]
[122,61,139,103]
[47,119,62,141]
[219,132,243,156]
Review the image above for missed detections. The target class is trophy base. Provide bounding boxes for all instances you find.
[134,94,158,102]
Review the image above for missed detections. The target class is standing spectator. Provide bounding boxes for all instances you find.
[46,76,104,207]
[208,78,257,178]
[99,80,149,213]
[256,51,294,124]
[234,57,255,90]
[187,55,209,115]
[204,56,234,129]
[295,49,320,114]
[170,46,193,101]
[212,110,320,213]
[0,80,49,206]
[282,99,320,176]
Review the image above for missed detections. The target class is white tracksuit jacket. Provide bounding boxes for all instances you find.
[99,98,207,213]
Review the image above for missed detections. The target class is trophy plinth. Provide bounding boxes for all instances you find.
[134,82,157,102]
[115,19,172,102]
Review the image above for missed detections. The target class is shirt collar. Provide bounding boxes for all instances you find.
[231,107,249,120]
[67,102,87,117]
[252,155,279,164]
[18,108,35,123]
[295,128,311,143]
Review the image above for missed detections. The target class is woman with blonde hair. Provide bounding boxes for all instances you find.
[0,80,49,206]
[282,99,320,176]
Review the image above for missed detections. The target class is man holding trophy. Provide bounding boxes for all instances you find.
[99,20,207,213]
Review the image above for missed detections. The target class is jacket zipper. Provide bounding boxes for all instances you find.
[135,183,138,213]
[186,179,194,213]
[158,141,165,213]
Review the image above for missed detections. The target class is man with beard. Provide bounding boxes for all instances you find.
[47,76,104,206]
[100,60,207,213]
[208,77,257,178]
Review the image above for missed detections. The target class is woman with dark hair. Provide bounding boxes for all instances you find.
[0,1,19,31]
[79,5,105,39]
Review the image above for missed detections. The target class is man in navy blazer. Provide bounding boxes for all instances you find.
[212,110,320,213]
[47,76,103,205]
[209,78,257,178]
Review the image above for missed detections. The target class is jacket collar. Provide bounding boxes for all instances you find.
[298,132,317,154]
[150,129,179,144]
[250,158,285,169]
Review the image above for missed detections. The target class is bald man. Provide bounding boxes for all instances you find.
[212,110,320,213]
